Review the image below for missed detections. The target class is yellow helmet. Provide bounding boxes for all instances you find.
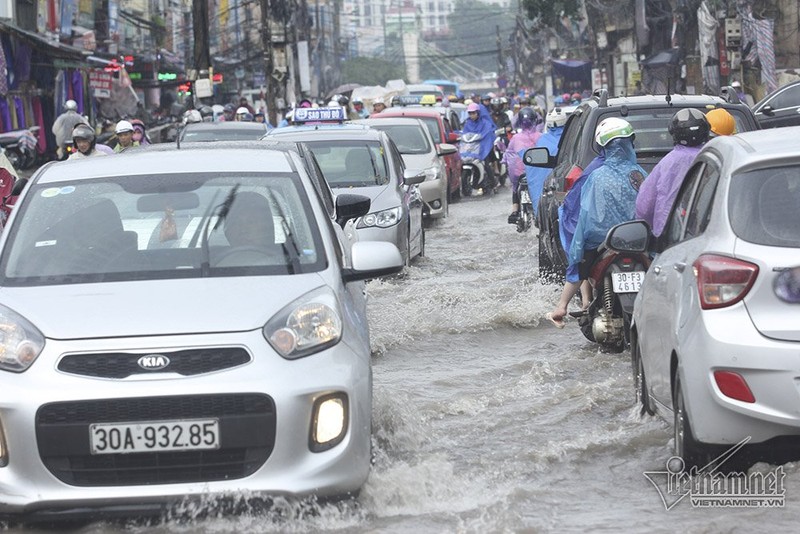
[706,108,736,136]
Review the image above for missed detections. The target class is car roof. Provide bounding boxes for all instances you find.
[604,94,731,107]
[378,107,443,119]
[705,126,800,170]
[182,122,269,132]
[34,141,300,183]
[355,117,425,127]
[265,123,382,141]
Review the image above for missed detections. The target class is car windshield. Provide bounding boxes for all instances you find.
[1,172,325,286]
[595,108,753,153]
[728,165,800,248]
[305,140,390,187]
[181,128,264,142]
[368,124,431,154]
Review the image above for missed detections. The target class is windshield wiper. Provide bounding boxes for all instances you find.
[265,191,302,274]
[194,186,239,276]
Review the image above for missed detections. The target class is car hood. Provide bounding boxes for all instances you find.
[401,153,437,172]
[0,275,328,340]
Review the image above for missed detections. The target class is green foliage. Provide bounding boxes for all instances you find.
[521,0,583,27]
[341,57,405,86]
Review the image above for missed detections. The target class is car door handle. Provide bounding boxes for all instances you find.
[674,262,686,272]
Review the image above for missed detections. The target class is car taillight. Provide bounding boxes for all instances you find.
[713,371,755,403]
[693,254,759,310]
[564,165,583,191]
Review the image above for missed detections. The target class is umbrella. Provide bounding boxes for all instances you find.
[326,83,362,100]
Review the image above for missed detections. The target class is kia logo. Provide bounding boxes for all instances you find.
[137,354,171,370]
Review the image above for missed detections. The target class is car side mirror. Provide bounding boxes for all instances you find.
[447,131,459,143]
[342,241,403,282]
[437,143,457,156]
[604,220,651,253]
[523,147,556,168]
[10,177,27,197]
[761,105,775,116]
[335,193,371,228]
[403,168,426,185]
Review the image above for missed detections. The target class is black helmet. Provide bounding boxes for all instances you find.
[199,105,214,121]
[337,95,350,107]
[668,108,710,147]
[517,107,537,128]
[490,97,503,111]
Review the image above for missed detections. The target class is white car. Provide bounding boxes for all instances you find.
[630,127,800,470]
[0,143,402,518]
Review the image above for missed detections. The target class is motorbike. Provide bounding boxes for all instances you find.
[515,174,534,233]
[575,222,651,353]
[0,127,39,169]
[459,132,493,196]
[493,128,509,187]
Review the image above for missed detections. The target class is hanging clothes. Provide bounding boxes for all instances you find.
[0,99,10,132]
[0,37,8,96]
[697,2,720,93]
[13,96,25,129]
[739,3,778,93]
[71,70,83,114]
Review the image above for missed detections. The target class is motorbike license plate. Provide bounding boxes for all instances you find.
[611,271,645,293]
[90,419,220,455]
[520,189,531,203]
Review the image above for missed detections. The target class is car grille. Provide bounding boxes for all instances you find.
[36,394,276,487]
[57,348,251,378]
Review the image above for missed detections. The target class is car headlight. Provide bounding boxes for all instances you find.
[357,206,401,229]
[263,287,342,359]
[0,305,45,373]
[423,166,440,181]
[309,393,348,452]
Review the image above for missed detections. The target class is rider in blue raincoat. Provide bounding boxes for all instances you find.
[462,102,498,191]
[526,107,568,216]
[547,118,647,327]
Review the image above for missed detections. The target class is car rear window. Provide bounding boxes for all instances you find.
[728,165,800,247]
[594,107,754,153]
[420,117,442,144]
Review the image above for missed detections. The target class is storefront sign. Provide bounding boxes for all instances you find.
[89,70,113,98]
[158,72,178,81]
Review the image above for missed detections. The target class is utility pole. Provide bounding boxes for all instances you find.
[192,0,210,107]
[261,0,278,126]
[496,24,503,76]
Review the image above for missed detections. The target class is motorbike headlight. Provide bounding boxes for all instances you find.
[357,206,401,229]
[263,287,342,360]
[0,305,45,373]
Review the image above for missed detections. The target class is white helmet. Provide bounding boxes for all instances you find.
[115,120,134,134]
[182,110,202,124]
[731,80,742,88]
[546,107,568,128]
[236,107,249,115]
[594,117,634,147]
[64,99,78,111]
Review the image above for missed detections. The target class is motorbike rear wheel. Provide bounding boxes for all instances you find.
[461,168,473,197]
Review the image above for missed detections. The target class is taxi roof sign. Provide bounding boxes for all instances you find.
[293,107,346,123]
[392,94,438,107]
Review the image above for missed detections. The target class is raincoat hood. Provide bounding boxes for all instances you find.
[567,137,646,267]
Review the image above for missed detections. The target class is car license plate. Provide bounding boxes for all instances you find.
[89,419,220,455]
[611,271,645,293]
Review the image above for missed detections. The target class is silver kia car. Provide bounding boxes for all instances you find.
[0,143,402,517]
[630,127,800,469]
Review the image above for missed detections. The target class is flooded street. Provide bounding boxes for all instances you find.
[14,189,800,533]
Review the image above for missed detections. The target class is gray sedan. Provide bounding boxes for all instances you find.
[631,127,800,470]
[0,144,401,517]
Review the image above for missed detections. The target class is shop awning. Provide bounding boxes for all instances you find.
[0,21,92,63]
